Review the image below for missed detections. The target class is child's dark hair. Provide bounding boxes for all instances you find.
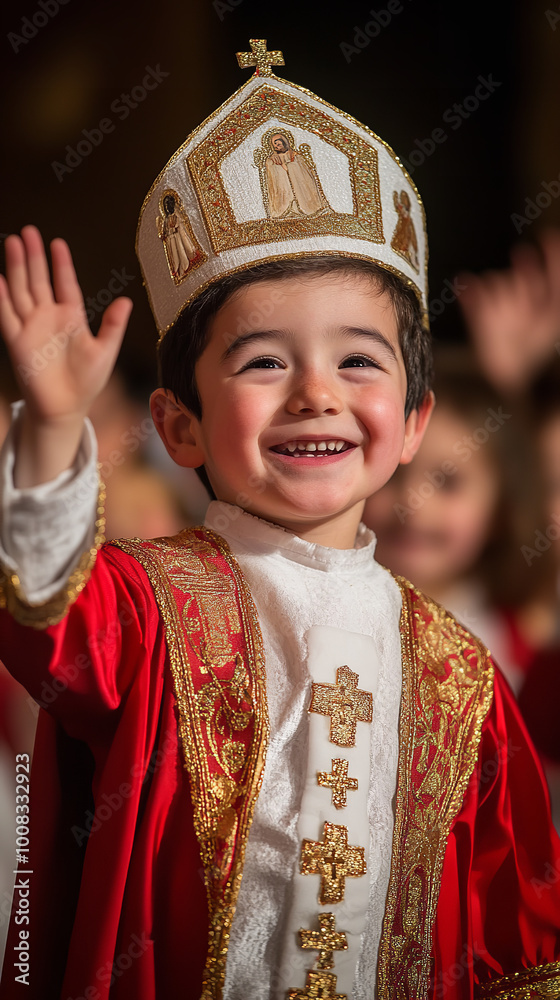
[157,256,433,498]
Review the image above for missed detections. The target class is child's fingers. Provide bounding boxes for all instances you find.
[20,226,54,306]
[50,238,86,307]
[96,297,133,359]
[4,235,34,319]
[0,274,22,343]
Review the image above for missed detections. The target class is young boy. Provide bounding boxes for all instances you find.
[1,40,560,1000]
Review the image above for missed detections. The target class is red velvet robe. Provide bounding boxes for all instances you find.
[0,528,559,1000]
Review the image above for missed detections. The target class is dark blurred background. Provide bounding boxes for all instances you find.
[1,0,559,398]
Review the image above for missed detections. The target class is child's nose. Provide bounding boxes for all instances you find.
[285,371,343,415]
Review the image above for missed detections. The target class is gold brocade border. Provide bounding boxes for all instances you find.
[111,528,268,1000]
[376,579,495,1000]
[187,84,383,254]
[475,962,560,999]
[0,477,106,630]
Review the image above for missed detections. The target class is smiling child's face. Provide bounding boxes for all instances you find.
[181,274,431,548]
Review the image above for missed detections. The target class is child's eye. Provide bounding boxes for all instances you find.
[339,354,381,369]
[240,356,283,370]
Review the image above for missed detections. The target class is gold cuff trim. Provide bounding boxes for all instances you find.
[475,961,560,999]
[0,475,106,630]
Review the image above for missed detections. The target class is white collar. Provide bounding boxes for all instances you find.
[204,500,377,574]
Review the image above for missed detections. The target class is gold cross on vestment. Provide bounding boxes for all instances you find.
[309,666,373,747]
[300,821,366,905]
[299,912,348,969]
[236,39,285,77]
[287,970,347,1000]
[317,759,358,809]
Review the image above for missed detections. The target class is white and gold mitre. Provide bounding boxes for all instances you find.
[136,39,428,338]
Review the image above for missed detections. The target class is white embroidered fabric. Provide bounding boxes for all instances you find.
[206,502,403,1000]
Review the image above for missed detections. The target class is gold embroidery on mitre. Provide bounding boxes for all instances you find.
[474,960,560,999]
[299,912,348,970]
[187,85,384,256]
[254,128,333,220]
[300,821,366,905]
[376,579,494,1000]
[287,970,347,999]
[157,189,207,284]
[236,38,285,77]
[317,758,358,809]
[111,528,268,1000]
[391,189,419,273]
[309,665,373,747]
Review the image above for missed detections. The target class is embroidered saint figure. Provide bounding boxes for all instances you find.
[157,191,205,282]
[391,189,420,272]
[258,130,332,219]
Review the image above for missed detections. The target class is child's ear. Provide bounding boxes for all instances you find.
[399,390,435,465]
[149,389,205,469]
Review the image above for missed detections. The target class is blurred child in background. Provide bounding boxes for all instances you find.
[364,347,556,693]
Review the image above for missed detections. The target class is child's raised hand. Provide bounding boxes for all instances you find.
[0,226,133,486]
[456,229,560,395]
[0,225,132,423]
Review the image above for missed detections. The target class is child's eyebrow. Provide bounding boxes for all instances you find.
[220,326,398,363]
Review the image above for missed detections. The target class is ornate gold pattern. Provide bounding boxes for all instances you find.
[376,579,495,1000]
[317,758,358,809]
[475,961,560,999]
[0,474,106,629]
[253,127,333,220]
[111,527,268,1000]
[157,188,207,285]
[299,912,348,969]
[300,821,366,905]
[236,39,285,77]
[288,970,347,999]
[309,665,373,747]
[187,84,383,255]
[390,189,419,273]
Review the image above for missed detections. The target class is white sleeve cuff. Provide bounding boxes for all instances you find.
[0,401,99,603]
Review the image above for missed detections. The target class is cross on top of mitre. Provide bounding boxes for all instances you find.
[236,39,285,77]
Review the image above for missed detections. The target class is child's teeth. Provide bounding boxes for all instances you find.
[277,439,350,454]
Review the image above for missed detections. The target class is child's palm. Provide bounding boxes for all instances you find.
[0,226,131,423]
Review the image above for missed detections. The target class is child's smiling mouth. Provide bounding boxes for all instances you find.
[270,439,355,458]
